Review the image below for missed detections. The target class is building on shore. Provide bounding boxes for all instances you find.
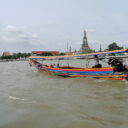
[65,46,74,55]
[2,52,11,56]
[79,30,90,53]
[32,51,59,56]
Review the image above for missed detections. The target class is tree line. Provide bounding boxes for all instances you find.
[0,53,31,59]
[106,42,123,51]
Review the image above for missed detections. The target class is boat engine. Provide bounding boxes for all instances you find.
[108,58,128,72]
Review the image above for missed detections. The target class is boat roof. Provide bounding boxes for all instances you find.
[29,49,128,60]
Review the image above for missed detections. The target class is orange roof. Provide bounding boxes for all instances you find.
[32,51,59,55]
[2,52,11,56]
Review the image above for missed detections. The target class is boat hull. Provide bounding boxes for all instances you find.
[29,59,128,80]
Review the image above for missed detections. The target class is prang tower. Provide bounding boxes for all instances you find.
[80,30,90,53]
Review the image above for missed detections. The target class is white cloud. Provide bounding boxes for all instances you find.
[5,25,24,32]
[0,25,41,53]
[2,25,39,42]
[86,29,95,33]
[124,40,128,44]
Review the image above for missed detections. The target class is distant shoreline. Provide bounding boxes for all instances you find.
[0,58,29,62]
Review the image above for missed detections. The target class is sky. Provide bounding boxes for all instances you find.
[0,0,128,54]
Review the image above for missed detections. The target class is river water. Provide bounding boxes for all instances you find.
[0,60,128,128]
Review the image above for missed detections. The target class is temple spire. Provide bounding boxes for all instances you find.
[99,44,102,52]
[84,30,86,37]
[79,30,90,53]
[69,46,72,53]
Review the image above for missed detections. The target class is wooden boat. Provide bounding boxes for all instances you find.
[29,49,128,81]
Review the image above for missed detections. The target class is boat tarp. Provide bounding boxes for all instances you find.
[29,49,128,60]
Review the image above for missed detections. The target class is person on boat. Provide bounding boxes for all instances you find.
[92,63,102,68]
[48,64,53,67]
[92,55,102,68]
[53,64,60,68]
[57,64,60,68]
[52,64,56,68]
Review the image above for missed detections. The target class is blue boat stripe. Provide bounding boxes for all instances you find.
[41,67,113,74]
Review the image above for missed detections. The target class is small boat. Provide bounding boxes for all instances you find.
[29,49,128,81]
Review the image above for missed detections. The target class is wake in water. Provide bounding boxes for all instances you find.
[9,96,37,104]
[9,96,26,101]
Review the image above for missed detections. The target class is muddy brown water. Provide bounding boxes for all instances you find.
[0,60,128,128]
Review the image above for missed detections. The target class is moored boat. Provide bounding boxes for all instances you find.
[29,49,128,81]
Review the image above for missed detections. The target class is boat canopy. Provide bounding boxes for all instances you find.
[29,49,128,60]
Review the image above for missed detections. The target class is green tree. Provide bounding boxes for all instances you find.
[11,53,31,59]
[1,55,12,59]
[108,42,123,51]
[58,53,65,56]
[37,52,53,56]
[83,49,95,54]
[12,53,18,59]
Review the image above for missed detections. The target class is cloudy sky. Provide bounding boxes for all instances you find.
[0,0,128,54]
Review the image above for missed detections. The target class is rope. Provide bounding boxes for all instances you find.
[86,59,90,68]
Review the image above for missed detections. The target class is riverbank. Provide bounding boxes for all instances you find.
[0,58,29,62]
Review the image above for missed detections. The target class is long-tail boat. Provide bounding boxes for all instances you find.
[29,49,128,81]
